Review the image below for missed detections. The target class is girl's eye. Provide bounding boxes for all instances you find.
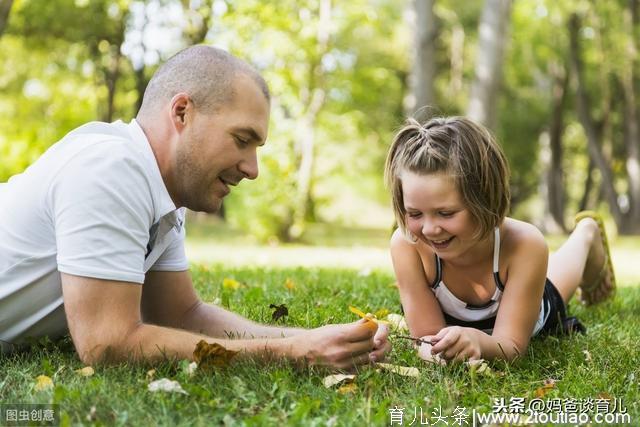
[407,212,422,219]
[439,211,454,218]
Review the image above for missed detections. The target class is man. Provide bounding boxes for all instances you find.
[0,45,390,368]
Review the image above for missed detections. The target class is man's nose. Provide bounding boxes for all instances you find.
[239,149,259,180]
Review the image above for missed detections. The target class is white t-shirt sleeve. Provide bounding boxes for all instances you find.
[49,141,154,284]
[149,214,189,272]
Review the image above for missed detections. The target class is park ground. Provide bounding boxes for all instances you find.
[1,218,639,426]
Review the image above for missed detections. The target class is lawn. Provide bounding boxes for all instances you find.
[1,222,639,426]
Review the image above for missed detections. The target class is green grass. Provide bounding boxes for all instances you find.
[2,266,639,426]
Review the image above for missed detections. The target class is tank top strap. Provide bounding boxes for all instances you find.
[492,227,505,291]
[431,253,442,288]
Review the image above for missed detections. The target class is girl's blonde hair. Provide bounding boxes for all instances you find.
[384,116,510,241]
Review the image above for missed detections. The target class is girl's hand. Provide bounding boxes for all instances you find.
[428,326,482,362]
[416,336,446,365]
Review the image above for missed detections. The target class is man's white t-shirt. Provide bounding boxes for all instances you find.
[0,119,189,353]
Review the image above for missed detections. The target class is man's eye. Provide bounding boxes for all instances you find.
[234,136,249,146]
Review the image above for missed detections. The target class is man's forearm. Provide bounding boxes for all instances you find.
[180,301,306,339]
[86,322,296,365]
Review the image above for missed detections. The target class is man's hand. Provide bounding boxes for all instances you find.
[286,319,386,369]
[426,326,482,362]
[371,322,391,363]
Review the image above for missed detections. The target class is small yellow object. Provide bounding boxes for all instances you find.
[337,382,357,394]
[75,366,95,377]
[348,306,390,325]
[284,278,296,290]
[34,375,53,391]
[222,278,242,290]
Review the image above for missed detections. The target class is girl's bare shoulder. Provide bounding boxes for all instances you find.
[502,217,548,257]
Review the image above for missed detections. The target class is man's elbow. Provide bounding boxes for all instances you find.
[73,323,144,365]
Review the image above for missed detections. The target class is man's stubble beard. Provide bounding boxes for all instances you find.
[174,144,222,214]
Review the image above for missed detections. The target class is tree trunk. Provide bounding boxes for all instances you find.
[578,159,595,212]
[620,0,640,233]
[545,62,569,232]
[288,0,331,240]
[568,14,627,230]
[0,0,12,38]
[408,0,437,115]
[466,0,512,130]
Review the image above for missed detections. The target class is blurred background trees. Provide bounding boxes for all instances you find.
[1,0,638,241]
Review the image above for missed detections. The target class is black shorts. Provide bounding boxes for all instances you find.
[539,279,586,335]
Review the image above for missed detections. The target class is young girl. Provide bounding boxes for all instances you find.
[384,116,616,362]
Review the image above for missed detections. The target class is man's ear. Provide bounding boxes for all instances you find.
[169,93,191,131]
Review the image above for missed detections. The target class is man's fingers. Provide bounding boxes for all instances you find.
[346,319,377,342]
[369,340,391,362]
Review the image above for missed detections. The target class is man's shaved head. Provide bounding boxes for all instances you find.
[137,45,269,117]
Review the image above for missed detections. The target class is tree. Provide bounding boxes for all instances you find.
[466,0,512,130]
[0,0,12,37]
[569,10,640,234]
[408,0,437,114]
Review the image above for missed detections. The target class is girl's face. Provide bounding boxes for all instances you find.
[401,170,479,260]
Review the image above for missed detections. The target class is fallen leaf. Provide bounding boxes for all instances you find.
[322,374,356,388]
[348,306,390,326]
[284,278,296,290]
[186,361,198,376]
[597,392,613,400]
[193,340,238,370]
[148,378,188,395]
[222,278,242,290]
[377,363,420,377]
[337,382,357,394]
[146,369,156,380]
[374,308,390,319]
[466,359,492,376]
[385,313,409,332]
[75,366,95,377]
[534,379,557,398]
[583,349,592,362]
[34,375,53,392]
[86,406,97,422]
[270,303,289,321]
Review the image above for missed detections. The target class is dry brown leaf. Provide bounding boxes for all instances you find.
[337,382,357,394]
[34,375,53,392]
[270,303,289,322]
[322,374,356,388]
[535,378,557,398]
[193,340,238,370]
[75,366,95,377]
[597,392,613,400]
[377,363,420,377]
